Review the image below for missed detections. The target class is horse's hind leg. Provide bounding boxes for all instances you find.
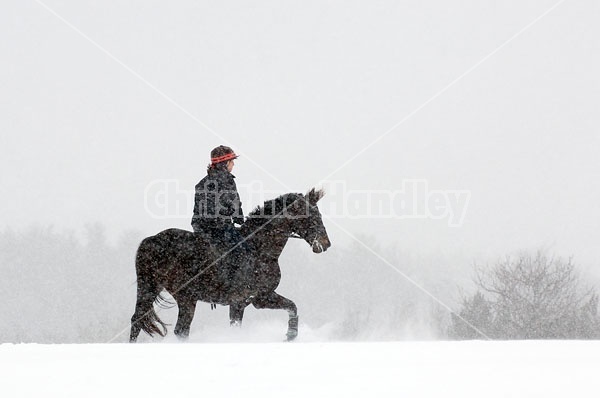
[129,310,142,343]
[173,296,197,340]
[229,302,249,327]
[252,292,298,341]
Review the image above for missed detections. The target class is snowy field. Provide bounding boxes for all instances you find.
[2,339,599,397]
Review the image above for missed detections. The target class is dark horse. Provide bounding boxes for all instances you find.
[129,188,330,342]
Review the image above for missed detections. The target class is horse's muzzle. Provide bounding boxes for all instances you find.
[312,236,331,253]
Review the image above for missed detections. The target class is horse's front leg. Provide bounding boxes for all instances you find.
[229,302,248,327]
[252,292,298,341]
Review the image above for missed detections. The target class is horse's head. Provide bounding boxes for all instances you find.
[287,188,331,253]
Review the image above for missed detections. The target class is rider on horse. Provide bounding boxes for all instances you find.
[191,145,250,289]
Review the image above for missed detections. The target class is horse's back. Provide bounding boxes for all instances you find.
[136,228,209,274]
[140,228,205,251]
[153,228,196,244]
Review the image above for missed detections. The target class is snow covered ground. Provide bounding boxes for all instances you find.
[2,339,599,397]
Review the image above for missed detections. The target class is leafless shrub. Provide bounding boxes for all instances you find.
[450,251,600,339]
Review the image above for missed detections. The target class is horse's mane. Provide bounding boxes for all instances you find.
[244,193,303,229]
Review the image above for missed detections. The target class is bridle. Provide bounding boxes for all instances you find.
[288,231,324,252]
[286,203,324,251]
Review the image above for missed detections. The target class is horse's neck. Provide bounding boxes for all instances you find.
[244,220,290,261]
[258,238,288,262]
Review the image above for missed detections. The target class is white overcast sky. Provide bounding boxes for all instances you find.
[1,1,599,268]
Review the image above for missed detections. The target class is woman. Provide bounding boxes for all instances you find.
[192,145,245,243]
[191,145,249,289]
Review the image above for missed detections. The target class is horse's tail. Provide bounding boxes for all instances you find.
[133,296,168,338]
[130,236,169,341]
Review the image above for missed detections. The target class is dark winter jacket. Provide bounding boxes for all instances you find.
[191,167,244,233]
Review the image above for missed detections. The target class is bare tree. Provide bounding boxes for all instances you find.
[450,251,600,339]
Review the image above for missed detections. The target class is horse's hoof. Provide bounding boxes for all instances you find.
[230,320,242,328]
[285,329,298,342]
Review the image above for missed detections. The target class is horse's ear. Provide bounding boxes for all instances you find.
[307,188,325,206]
